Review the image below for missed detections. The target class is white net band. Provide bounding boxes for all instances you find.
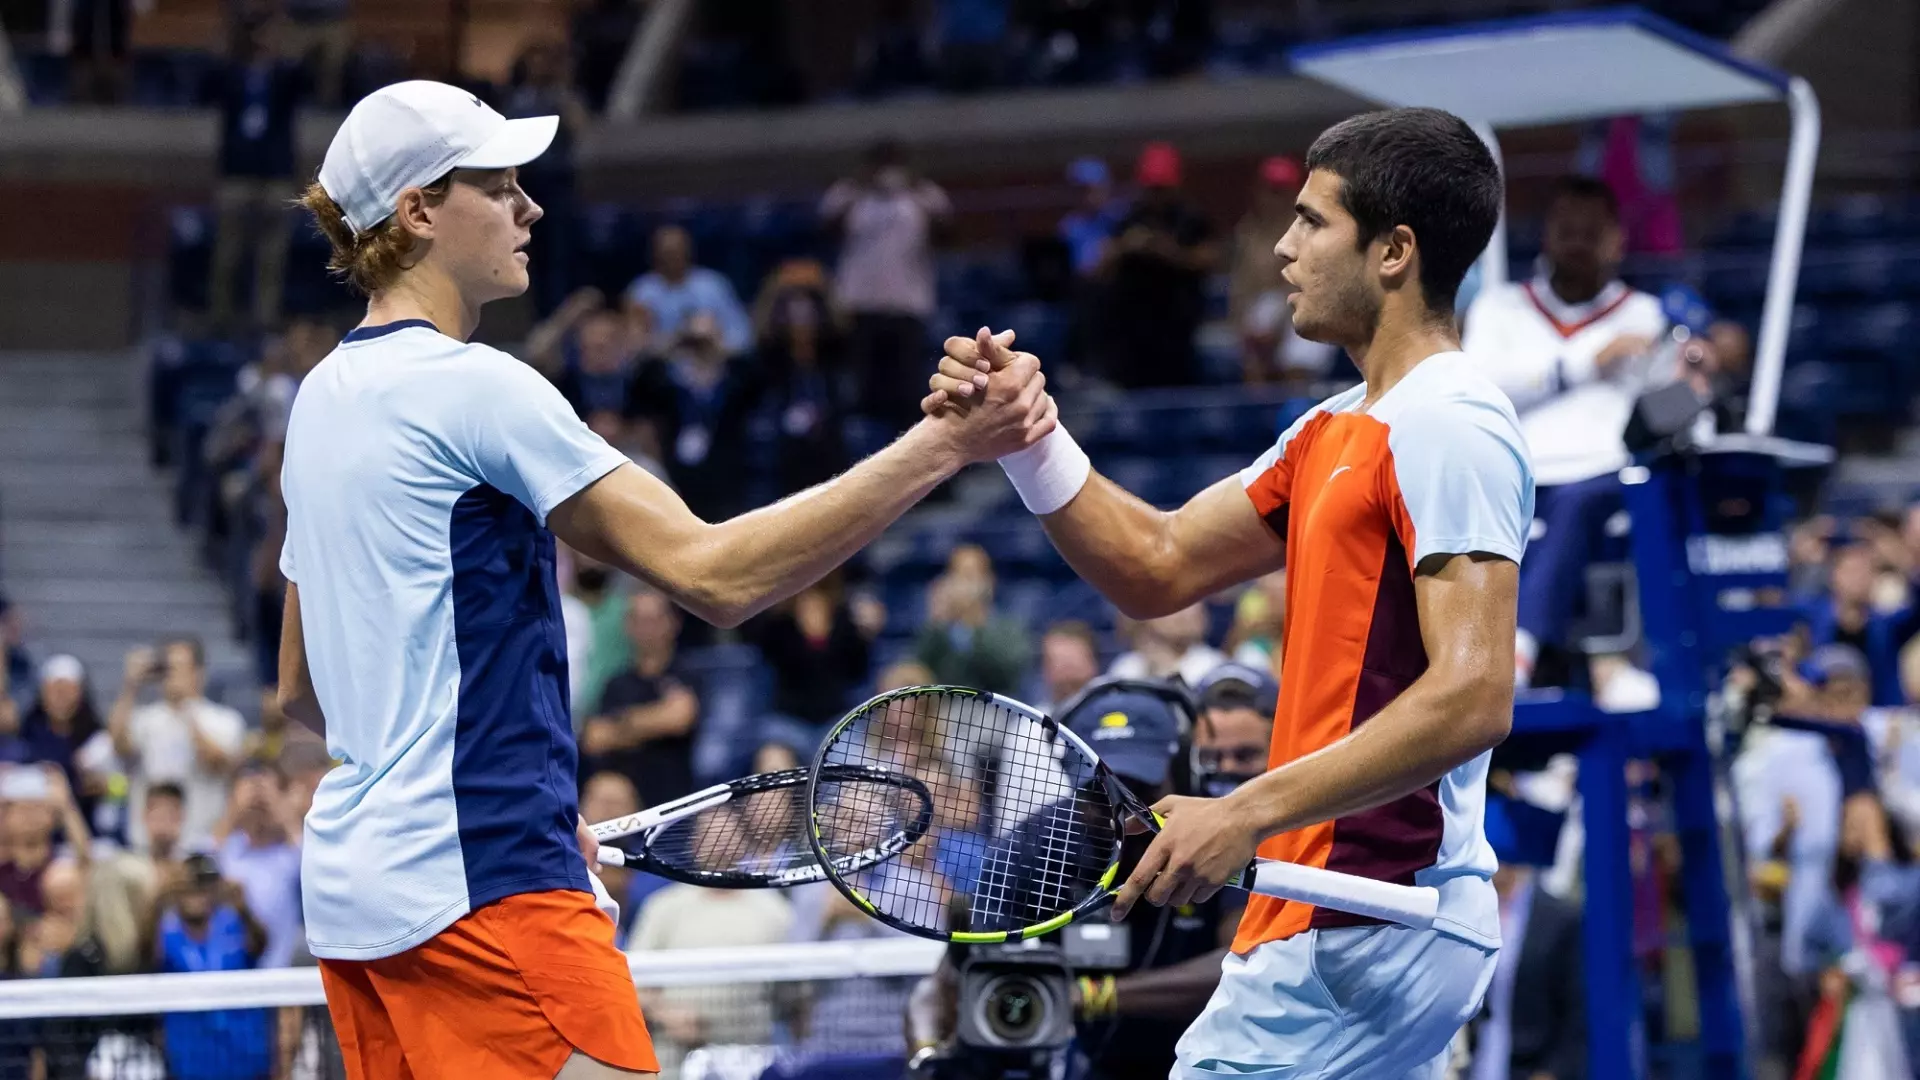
[0,938,945,1020]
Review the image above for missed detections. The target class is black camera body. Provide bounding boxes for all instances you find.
[914,923,1133,1080]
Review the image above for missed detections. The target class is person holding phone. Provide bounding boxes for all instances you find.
[108,639,247,852]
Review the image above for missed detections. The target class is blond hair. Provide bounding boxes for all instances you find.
[300,175,451,295]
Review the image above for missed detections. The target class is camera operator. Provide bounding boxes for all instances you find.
[909,668,1276,1080]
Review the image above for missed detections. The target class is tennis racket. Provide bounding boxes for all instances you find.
[590,765,932,888]
[805,686,1440,943]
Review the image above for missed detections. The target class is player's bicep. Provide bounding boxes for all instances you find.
[546,462,717,601]
[1412,553,1519,737]
[1166,475,1287,601]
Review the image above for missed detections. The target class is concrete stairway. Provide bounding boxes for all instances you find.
[0,351,254,710]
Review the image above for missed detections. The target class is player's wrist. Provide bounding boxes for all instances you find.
[999,424,1089,516]
[906,417,972,479]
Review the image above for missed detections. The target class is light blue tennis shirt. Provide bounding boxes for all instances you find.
[279,320,630,960]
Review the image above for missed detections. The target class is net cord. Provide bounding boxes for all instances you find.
[0,938,945,1020]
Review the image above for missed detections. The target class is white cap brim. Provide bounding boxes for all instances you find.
[457,115,560,171]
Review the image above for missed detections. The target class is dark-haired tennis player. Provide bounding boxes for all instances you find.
[276,80,1055,1080]
[926,108,1533,1077]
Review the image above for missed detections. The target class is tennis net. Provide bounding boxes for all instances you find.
[0,937,944,1080]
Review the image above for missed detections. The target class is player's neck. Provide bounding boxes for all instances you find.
[364,270,481,342]
[1353,315,1458,407]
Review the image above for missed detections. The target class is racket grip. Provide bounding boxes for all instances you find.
[596,847,629,868]
[1235,859,1441,931]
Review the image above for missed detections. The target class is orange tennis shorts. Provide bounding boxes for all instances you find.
[318,888,659,1080]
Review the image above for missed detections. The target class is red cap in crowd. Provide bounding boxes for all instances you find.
[1260,155,1303,189]
[1136,141,1183,188]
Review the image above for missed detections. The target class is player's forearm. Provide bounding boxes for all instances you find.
[1036,472,1198,620]
[672,421,965,627]
[1229,667,1510,841]
[1106,947,1228,1018]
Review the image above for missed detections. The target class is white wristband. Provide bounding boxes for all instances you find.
[999,424,1090,516]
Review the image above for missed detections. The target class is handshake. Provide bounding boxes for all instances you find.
[919,327,1057,464]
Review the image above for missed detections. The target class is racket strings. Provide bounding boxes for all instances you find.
[646,774,923,884]
[817,690,1119,935]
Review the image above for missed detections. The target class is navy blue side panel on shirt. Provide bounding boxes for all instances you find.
[448,484,588,910]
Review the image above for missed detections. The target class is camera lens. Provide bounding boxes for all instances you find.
[980,974,1052,1045]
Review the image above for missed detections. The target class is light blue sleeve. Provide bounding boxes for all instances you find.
[457,350,631,524]
[1386,391,1535,567]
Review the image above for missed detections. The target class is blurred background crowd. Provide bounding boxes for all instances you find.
[0,0,1919,1078]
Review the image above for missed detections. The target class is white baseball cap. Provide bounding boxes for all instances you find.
[319,80,559,234]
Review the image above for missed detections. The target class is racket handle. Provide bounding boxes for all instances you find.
[596,847,630,868]
[1234,859,1440,931]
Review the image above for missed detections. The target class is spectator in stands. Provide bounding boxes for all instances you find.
[1798,792,1919,1079]
[1807,542,1912,705]
[629,309,766,523]
[152,853,272,1080]
[1109,604,1224,687]
[1468,859,1586,1080]
[213,761,302,968]
[854,0,932,96]
[583,587,701,805]
[1034,620,1100,714]
[130,782,190,882]
[207,15,307,334]
[915,545,1032,696]
[571,0,644,109]
[1060,157,1125,278]
[1223,570,1285,678]
[0,765,89,919]
[1097,141,1217,389]
[821,139,953,431]
[3,656,94,780]
[624,225,753,356]
[1192,663,1276,798]
[1463,177,1669,691]
[109,640,247,852]
[1021,0,1118,84]
[628,875,794,1074]
[1235,158,1339,390]
[580,770,649,946]
[1228,155,1299,329]
[527,287,653,416]
[0,595,30,693]
[60,0,131,103]
[753,259,850,498]
[279,0,350,106]
[750,576,885,752]
[569,552,633,718]
[4,656,104,848]
[505,39,593,316]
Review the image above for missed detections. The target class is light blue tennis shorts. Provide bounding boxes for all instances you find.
[1173,923,1497,1079]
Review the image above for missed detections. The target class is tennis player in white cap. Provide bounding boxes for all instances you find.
[278,81,1055,1080]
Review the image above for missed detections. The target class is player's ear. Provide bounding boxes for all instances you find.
[1378,224,1417,286]
[394,186,439,242]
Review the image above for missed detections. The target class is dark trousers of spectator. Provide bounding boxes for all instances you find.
[253,585,285,689]
[1099,311,1199,389]
[281,15,351,107]
[1519,473,1625,675]
[66,0,129,103]
[210,179,296,332]
[845,313,928,435]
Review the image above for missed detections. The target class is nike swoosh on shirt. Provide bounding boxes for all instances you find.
[1327,465,1352,482]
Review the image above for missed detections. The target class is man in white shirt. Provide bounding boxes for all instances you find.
[106,638,246,852]
[1463,177,1669,688]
